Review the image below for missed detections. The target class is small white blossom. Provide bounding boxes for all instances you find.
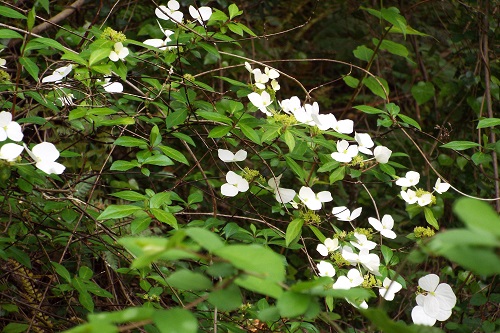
[109,42,129,62]
[155,0,183,23]
[25,142,65,174]
[217,149,247,162]
[317,261,336,277]
[221,171,249,197]
[368,215,396,239]
[374,146,392,164]
[331,140,358,163]
[298,186,332,211]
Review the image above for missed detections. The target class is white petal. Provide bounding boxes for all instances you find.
[221,183,238,197]
[412,306,436,326]
[0,143,24,161]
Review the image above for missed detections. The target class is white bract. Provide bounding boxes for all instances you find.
[332,268,363,290]
[332,206,362,222]
[109,42,129,62]
[378,277,403,301]
[298,186,332,211]
[41,64,72,83]
[25,142,65,174]
[247,91,272,116]
[411,274,457,326]
[268,174,296,204]
[0,111,23,142]
[331,140,358,163]
[316,238,340,256]
[434,178,451,194]
[374,145,392,164]
[317,261,336,277]
[221,171,249,197]
[188,5,212,24]
[218,149,247,162]
[355,132,374,155]
[0,143,23,161]
[368,215,396,239]
[155,0,183,22]
[396,171,420,187]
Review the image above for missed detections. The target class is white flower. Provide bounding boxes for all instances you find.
[396,171,420,187]
[57,93,74,106]
[316,238,340,256]
[317,261,335,277]
[332,268,363,290]
[417,192,433,206]
[247,91,272,116]
[25,142,65,174]
[0,111,23,142]
[351,233,376,251]
[298,186,332,211]
[155,1,183,23]
[374,146,392,163]
[331,119,354,134]
[434,178,451,194]
[0,58,6,68]
[0,143,23,161]
[411,274,457,326]
[144,25,175,50]
[368,215,396,239]
[378,277,402,301]
[331,140,358,163]
[218,149,247,162]
[221,171,249,197]
[401,189,418,204]
[332,206,362,222]
[355,132,374,155]
[42,64,72,83]
[109,42,129,62]
[268,174,296,204]
[188,5,212,24]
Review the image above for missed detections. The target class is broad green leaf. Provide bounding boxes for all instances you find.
[19,57,39,81]
[153,308,197,333]
[0,29,23,39]
[208,283,242,311]
[277,291,312,318]
[441,141,480,150]
[285,218,303,247]
[166,269,212,290]
[423,207,439,229]
[114,136,148,148]
[411,81,435,105]
[353,45,374,62]
[477,117,500,129]
[52,262,72,283]
[158,145,189,165]
[97,205,142,220]
[0,6,27,19]
[353,105,386,115]
[185,227,225,252]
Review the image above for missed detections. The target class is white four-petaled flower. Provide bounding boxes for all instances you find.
[221,171,249,197]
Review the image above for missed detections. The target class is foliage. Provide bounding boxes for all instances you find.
[0,0,499,332]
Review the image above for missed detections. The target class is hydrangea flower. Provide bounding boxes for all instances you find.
[332,206,362,222]
[317,261,336,277]
[433,178,450,194]
[25,142,65,174]
[155,0,183,23]
[247,91,272,116]
[298,186,333,211]
[378,277,403,301]
[109,42,129,62]
[355,132,374,155]
[368,214,396,239]
[373,145,392,163]
[188,5,212,24]
[221,171,249,197]
[331,140,358,163]
[332,268,364,290]
[41,64,72,83]
[268,174,296,204]
[0,143,23,161]
[218,149,247,162]
[411,274,457,326]
[396,171,420,187]
[316,238,340,256]
[0,111,23,142]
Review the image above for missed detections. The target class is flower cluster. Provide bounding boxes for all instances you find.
[0,111,65,174]
[397,171,450,207]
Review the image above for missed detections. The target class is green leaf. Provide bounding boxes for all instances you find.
[158,145,189,165]
[285,219,303,247]
[19,57,39,81]
[362,76,390,99]
[52,262,72,283]
[114,136,148,148]
[397,114,421,130]
[477,117,500,129]
[441,141,480,150]
[0,29,23,39]
[166,269,212,290]
[208,283,242,311]
[411,81,435,105]
[353,105,386,115]
[239,123,260,144]
[215,245,285,283]
[97,205,142,220]
[153,308,197,333]
[423,207,439,229]
[277,291,312,318]
[353,45,374,62]
[0,6,27,19]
